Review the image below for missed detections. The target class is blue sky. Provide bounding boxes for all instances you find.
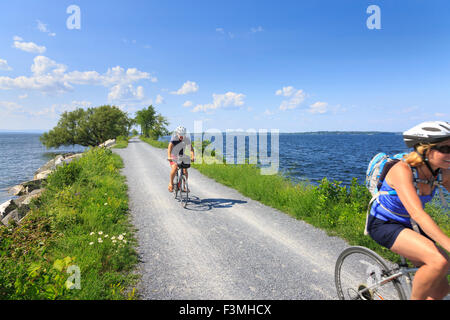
[0,0,449,133]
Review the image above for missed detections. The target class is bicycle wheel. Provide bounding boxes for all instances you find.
[335,246,407,300]
[173,173,179,199]
[180,175,189,208]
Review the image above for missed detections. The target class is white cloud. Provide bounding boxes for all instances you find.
[1,100,93,118]
[276,86,296,97]
[0,56,153,97]
[0,59,12,71]
[215,28,235,39]
[18,93,28,99]
[183,100,193,107]
[108,84,145,102]
[192,92,245,113]
[31,55,67,75]
[308,101,328,114]
[13,36,46,53]
[155,94,164,104]
[0,101,25,113]
[37,20,56,37]
[277,86,305,111]
[171,81,199,95]
[250,26,264,33]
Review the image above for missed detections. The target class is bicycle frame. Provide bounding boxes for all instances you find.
[357,264,418,300]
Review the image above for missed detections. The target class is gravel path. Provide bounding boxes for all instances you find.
[113,137,353,300]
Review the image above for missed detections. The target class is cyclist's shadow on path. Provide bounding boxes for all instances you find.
[183,196,247,212]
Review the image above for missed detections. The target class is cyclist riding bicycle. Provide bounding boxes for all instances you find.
[366,121,450,300]
[167,126,195,192]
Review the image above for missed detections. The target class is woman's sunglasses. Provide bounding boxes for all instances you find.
[432,145,450,154]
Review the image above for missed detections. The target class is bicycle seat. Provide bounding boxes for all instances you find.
[177,162,190,168]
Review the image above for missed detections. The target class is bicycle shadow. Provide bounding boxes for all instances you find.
[183,196,247,212]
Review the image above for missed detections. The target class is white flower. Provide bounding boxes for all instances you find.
[90,232,95,236]
[104,203,108,206]
[111,236,116,240]
[98,238,103,243]
[123,240,127,244]
[104,234,109,238]
[118,235,124,241]
[89,242,94,245]
[98,231,103,235]
[112,240,117,244]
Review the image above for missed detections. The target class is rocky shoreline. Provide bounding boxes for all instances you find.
[0,139,116,226]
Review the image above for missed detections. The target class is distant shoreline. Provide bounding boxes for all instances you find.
[0,130,45,134]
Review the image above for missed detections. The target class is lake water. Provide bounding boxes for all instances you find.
[0,133,86,204]
[0,132,408,204]
[163,132,408,185]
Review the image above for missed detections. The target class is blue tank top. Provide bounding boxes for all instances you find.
[370,179,436,226]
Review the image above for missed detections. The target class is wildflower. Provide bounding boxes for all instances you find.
[90,232,95,236]
[89,242,94,245]
[98,238,103,243]
[98,231,103,235]
[111,236,116,240]
[112,240,117,244]
[104,234,109,238]
[118,235,124,241]
[104,203,108,206]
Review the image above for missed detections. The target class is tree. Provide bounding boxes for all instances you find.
[148,114,170,140]
[40,105,130,148]
[135,106,156,137]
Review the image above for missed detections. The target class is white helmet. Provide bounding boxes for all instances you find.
[403,121,450,148]
[175,126,186,137]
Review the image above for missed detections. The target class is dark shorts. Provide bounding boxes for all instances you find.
[367,215,433,249]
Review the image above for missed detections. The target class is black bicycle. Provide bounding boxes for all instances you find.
[169,157,192,208]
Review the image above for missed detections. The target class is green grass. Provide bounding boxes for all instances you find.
[113,135,130,149]
[0,147,138,300]
[139,136,169,149]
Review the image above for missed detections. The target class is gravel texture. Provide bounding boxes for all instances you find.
[113,137,354,300]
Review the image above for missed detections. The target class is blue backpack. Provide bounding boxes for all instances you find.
[365,152,407,197]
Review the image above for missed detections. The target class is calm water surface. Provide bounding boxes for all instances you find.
[0,133,85,203]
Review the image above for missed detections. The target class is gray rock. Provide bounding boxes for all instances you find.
[22,179,45,194]
[1,209,20,226]
[14,189,44,207]
[0,199,17,219]
[34,155,63,175]
[8,184,25,196]
[34,169,52,180]
[99,139,116,148]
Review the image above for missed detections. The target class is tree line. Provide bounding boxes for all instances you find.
[40,105,169,148]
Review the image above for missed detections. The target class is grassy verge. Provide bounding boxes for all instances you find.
[0,147,138,299]
[140,136,449,263]
[140,136,169,149]
[113,135,130,149]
